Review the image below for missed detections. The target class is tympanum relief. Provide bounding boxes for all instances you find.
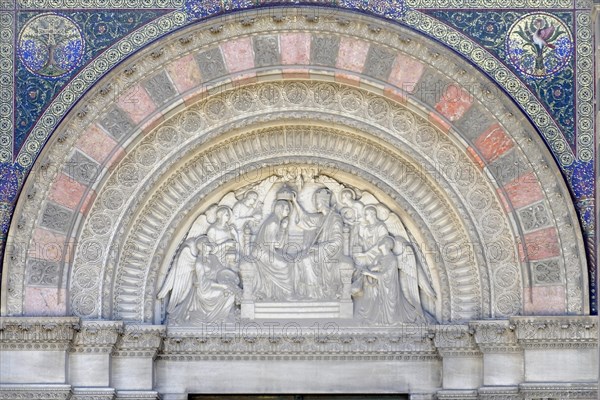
[157,168,437,326]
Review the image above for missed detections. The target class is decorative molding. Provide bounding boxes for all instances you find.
[470,320,520,353]
[0,317,79,351]
[70,388,116,400]
[477,386,520,400]
[114,392,160,400]
[511,316,598,349]
[160,325,439,361]
[0,385,71,400]
[519,382,598,399]
[432,325,481,357]
[5,11,587,324]
[112,324,165,358]
[70,321,123,354]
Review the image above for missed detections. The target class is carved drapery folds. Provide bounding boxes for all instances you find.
[157,172,437,325]
[69,80,524,324]
[4,11,587,325]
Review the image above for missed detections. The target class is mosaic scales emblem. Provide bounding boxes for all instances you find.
[18,13,84,78]
[505,13,572,78]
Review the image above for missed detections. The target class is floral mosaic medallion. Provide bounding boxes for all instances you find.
[18,13,84,78]
[506,13,572,79]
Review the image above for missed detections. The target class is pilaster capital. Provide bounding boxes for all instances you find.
[113,324,166,358]
[0,317,80,351]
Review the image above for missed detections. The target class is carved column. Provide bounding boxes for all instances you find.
[470,320,521,400]
[69,321,123,399]
[111,324,165,400]
[0,317,79,399]
[433,325,482,399]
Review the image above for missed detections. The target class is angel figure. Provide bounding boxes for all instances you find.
[157,236,207,322]
[232,190,263,234]
[206,206,239,262]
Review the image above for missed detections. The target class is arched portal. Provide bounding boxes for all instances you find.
[0,7,596,400]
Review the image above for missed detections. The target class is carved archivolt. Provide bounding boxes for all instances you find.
[68,80,521,323]
[5,12,587,321]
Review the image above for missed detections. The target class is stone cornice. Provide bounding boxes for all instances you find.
[432,325,481,357]
[70,321,123,354]
[160,324,439,361]
[0,384,71,400]
[469,320,521,353]
[113,324,166,358]
[511,316,598,349]
[519,382,598,399]
[0,317,79,351]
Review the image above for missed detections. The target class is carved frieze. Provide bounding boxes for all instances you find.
[0,317,79,351]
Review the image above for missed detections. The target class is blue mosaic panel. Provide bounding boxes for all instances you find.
[14,10,168,154]
[427,10,576,152]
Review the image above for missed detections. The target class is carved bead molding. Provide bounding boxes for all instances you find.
[0,317,79,351]
[112,325,165,358]
[512,316,598,349]
[70,320,123,354]
[70,388,116,400]
[72,80,522,324]
[161,325,439,362]
[6,11,586,320]
[0,385,71,400]
[519,383,599,400]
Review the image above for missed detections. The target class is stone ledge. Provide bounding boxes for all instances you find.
[0,317,79,351]
[519,382,598,399]
[0,384,71,400]
[71,387,116,400]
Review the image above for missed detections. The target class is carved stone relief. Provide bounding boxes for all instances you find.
[69,81,523,323]
[6,13,586,321]
[157,173,437,326]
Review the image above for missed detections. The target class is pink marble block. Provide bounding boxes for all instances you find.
[24,287,67,316]
[48,173,94,212]
[522,227,561,261]
[221,37,255,73]
[501,171,544,210]
[75,124,118,164]
[524,286,566,315]
[336,37,369,73]
[387,54,425,94]
[30,228,71,263]
[434,83,474,122]
[280,33,311,65]
[474,123,514,163]
[166,54,203,94]
[116,83,157,125]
